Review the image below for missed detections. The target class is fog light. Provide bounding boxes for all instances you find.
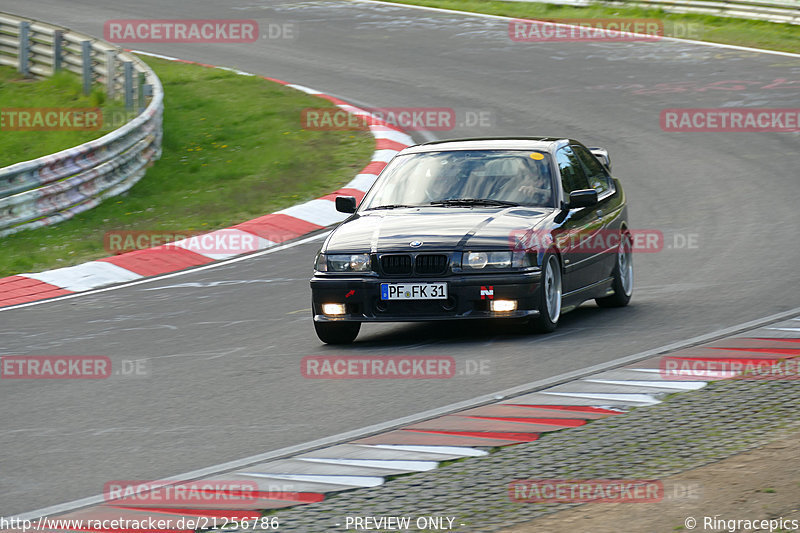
[322,303,347,316]
[490,299,517,313]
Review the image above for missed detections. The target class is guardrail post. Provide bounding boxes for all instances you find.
[53,30,63,72]
[81,40,91,95]
[137,71,146,112]
[105,50,116,98]
[18,21,30,76]
[124,61,134,110]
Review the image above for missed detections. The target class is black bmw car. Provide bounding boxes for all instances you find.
[310,137,632,344]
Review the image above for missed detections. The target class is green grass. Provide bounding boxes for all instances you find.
[0,57,374,276]
[384,0,800,54]
[0,69,115,166]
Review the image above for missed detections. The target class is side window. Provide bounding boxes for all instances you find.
[555,146,590,199]
[572,144,612,195]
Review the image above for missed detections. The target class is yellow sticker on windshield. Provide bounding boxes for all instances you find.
[530,152,544,160]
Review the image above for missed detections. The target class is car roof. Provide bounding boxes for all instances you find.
[399,137,571,155]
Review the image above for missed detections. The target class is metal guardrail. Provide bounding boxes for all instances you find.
[511,0,800,24]
[0,12,163,237]
[618,0,800,24]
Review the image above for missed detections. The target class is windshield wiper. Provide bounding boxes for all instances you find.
[429,198,520,207]
[366,204,417,210]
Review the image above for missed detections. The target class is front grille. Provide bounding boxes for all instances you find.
[415,254,449,275]
[381,254,412,275]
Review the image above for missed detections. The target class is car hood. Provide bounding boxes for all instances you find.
[324,207,553,252]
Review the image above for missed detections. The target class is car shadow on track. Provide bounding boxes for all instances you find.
[337,303,632,349]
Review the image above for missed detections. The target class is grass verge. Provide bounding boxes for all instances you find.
[0,56,374,277]
[0,68,114,167]
[382,0,800,54]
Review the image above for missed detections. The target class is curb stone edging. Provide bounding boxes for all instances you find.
[271,326,800,532]
[0,51,415,309]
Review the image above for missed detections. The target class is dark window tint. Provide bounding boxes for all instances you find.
[555,146,590,198]
[572,144,612,195]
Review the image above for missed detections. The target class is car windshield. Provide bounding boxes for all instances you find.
[360,150,555,210]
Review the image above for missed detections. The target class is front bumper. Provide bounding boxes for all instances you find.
[311,270,542,323]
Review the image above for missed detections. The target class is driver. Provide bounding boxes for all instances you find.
[493,159,553,205]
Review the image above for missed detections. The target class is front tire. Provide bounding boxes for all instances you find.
[314,321,361,344]
[596,232,633,308]
[530,252,562,333]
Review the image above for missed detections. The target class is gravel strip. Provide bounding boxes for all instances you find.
[258,377,800,532]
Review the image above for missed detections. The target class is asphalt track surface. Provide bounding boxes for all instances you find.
[1,0,799,518]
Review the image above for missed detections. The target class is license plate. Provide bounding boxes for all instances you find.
[380,282,448,300]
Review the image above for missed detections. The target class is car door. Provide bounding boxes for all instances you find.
[571,143,622,281]
[553,145,603,294]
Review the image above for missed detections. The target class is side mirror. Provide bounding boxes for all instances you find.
[588,147,611,172]
[335,195,357,214]
[568,189,599,209]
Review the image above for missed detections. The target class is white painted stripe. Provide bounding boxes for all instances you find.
[286,83,322,94]
[369,126,415,145]
[22,261,142,292]
[365,445,488,457]
[336,104,372,117]
[663,370,739,378]
[625,368,663,373]
[297,458,438,471]
[369,124,405,132]
[216,66,255,77]
[171,229,275,260]
[583,379,706,391]
[238,473,384,487]
[540,392,661,405]
[344,173,380,192]
[277,199,348,227]
[130,50,181,61]
[767,327,800,332]
[372,149,400,163]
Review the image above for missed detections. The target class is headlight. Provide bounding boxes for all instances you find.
[316,253,372,273]
[463,251,511,269]
[462,251,535,270]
